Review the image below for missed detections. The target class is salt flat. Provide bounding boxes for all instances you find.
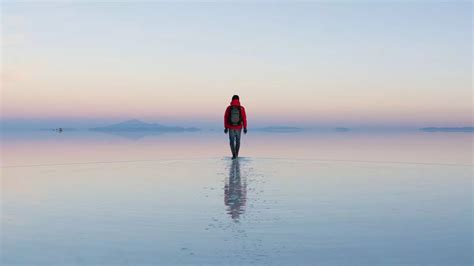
[1,131,472,265]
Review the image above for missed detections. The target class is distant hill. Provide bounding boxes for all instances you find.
[254,126,304,133]
[91,119,199,132]
[252,126,352,133]
[420,127,474,132]
[333,127,351,132]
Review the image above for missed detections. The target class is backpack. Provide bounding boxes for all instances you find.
[229,106,242,126]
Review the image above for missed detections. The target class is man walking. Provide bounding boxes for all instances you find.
[224,95,247,159]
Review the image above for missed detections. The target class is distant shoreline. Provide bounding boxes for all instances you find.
[420,127,474,132]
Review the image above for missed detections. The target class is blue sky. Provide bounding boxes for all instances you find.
[1,1,472,129]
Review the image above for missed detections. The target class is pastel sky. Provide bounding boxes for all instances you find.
[1,1,472,128]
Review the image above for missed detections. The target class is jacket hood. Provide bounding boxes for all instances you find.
[230,99,241,106]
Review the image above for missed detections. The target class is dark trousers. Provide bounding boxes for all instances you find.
[228,129,242,157]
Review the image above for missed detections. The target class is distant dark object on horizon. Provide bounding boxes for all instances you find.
[90,119,200,132]
[420,127,474,132]
[40,127,76,132]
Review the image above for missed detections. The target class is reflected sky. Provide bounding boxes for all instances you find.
[1,130,472,167]
[1,131,472,265]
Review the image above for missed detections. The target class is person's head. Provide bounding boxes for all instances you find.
[232,95,240,101]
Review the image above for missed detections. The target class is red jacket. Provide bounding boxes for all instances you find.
[224,99,247,130]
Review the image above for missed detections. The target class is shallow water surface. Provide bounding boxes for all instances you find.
[1,131,472,265]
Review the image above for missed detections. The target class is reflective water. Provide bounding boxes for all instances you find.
[1,130,472,265]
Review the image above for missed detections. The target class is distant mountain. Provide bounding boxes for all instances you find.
[91,119,199,132]
[333,127,351,132]
[254,126,304,133]
[252,126,352,133]
[420,127,474,132]
[94,130,167,140]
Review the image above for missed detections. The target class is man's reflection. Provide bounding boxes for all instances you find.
[224,159,247,221]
